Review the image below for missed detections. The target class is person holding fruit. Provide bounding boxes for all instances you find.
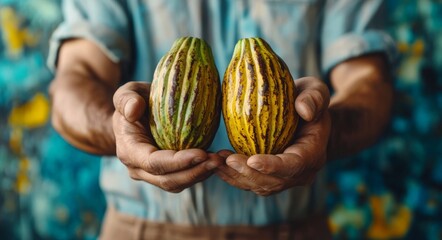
[48,0,395,239]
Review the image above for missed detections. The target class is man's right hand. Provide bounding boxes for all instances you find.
[112,82,223,193]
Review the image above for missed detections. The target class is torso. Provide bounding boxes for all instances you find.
[102,0,326,226]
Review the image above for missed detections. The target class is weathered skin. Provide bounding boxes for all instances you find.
[149,37,221,150]
[222,38,299,156]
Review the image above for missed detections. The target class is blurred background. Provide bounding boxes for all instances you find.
[0,0,441,239]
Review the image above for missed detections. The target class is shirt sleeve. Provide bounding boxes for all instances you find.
[47,0,131,72]
[320,0,397,75]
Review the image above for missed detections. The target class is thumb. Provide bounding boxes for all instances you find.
[113,82,150,122]
[295,77,330,122]
[123,97,146,122]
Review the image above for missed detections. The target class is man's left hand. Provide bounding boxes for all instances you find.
[215,77,331,196]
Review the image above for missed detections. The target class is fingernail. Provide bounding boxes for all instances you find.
[206,161,220,170]
[228,161,243,173]
[124,98,137,120]
[249,162,263,171]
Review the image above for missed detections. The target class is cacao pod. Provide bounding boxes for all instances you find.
[149,37,221,150]
[222,38,299,156]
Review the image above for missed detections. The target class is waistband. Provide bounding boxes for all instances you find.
[99,207,332,240]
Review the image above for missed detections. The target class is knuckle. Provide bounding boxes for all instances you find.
[259,168,272,175]
[114,82,139,108]
[186,172,200,183]
[256,162,274,175]
[310,89,324,104]
[261,181,285,194]
[116,147,131,167]
[158,177,180,192]
[113,90,125,109]
[269,183,285,193]
[144,158,165,175]
[129,175,140,181]
[310,77,326,89]
[253,188,272,196]
[128,170,141,181]
[229,170,242,179]
[244,172,260,183]
[287,164,303,178]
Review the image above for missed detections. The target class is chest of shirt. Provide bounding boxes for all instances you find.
[128,0,322,81]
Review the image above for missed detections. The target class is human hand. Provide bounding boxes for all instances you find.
[215,77,331,196]
[113,82,223,193]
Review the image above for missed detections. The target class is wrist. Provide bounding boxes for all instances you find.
[86,102,116,156]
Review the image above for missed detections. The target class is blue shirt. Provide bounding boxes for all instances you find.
[48,0,396,226]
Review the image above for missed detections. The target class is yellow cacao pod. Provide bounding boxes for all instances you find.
[222,38,299,156]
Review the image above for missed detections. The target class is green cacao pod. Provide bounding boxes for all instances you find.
[222,38,299,156]
[149,37,221,150]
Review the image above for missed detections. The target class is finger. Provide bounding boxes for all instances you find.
[207,153,225,169]
[246,154,320,188]
[143,148,212,175]
[113,111,157,166]
[295,77,330,121]
[247,113,330,178]
[216,164,284,196]
[283,116,330,173]
[129,158,221,193]
[292,111,331,149]
[224,154,248,173]
[113,82,150,122]
[113,102,218,175]
[247,154,305,178]
[217,149,235,159]
[225,155,284,193]
[215,164,252,191]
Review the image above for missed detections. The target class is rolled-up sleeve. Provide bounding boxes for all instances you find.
[47,0,131,72]
[321,0,397,74]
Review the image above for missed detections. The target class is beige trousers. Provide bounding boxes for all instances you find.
[99,207,332,240]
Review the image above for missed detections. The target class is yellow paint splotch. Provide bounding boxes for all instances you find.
[367,194,412,239]
[15,157,31,194]
[8,93,50,128]
[328,205,367,234]
[9,127,23,154]
[0,7,39,58]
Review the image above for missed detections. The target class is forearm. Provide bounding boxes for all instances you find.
[50,72,117,155]
[327,54,393,160]
[49,39,121,156]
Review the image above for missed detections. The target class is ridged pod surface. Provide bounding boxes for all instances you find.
[149,37,221,150]
[222,38,299,156]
